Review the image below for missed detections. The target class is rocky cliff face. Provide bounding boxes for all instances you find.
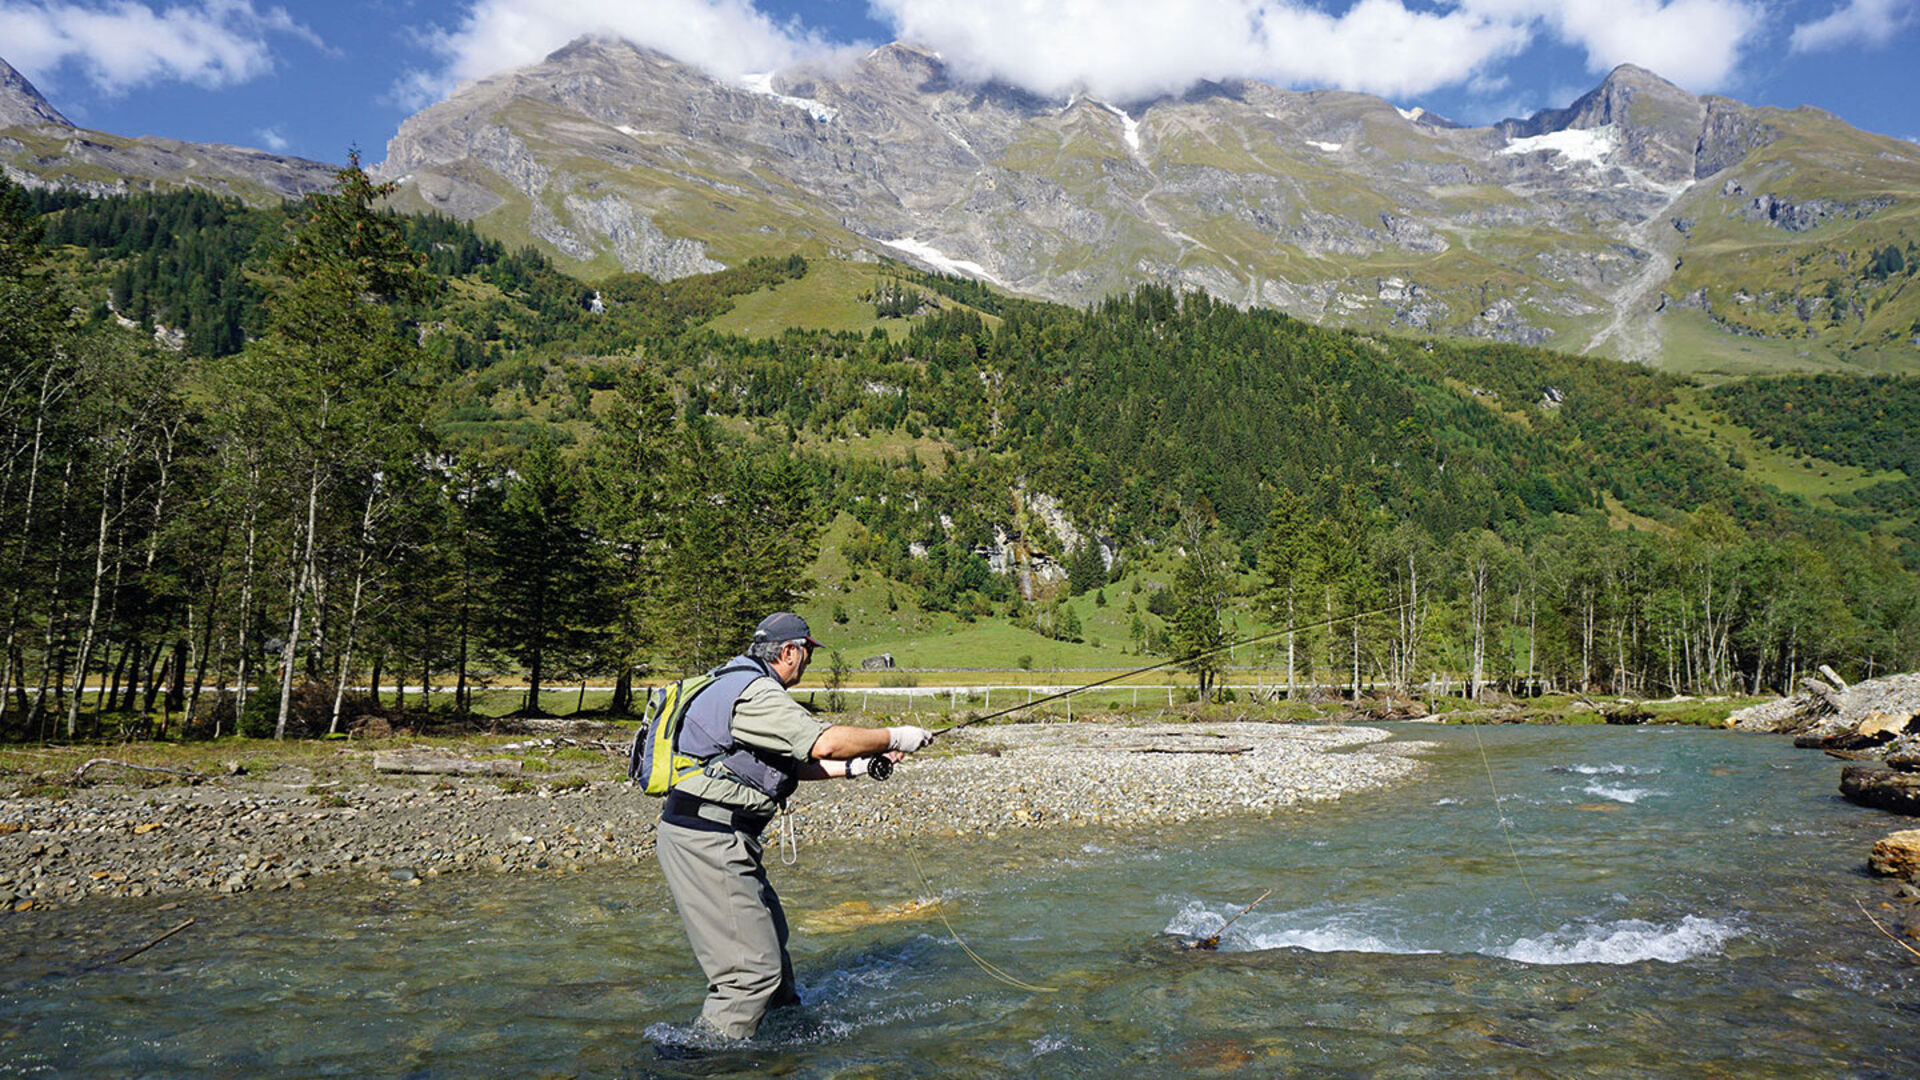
[0,57,68,128]
[0,57,336,204]
[375,37,1920,364]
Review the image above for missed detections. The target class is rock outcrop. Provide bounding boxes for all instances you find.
[1725,671,1920,751]
[0,56,68,128]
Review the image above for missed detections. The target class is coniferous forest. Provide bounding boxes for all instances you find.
[4,163,1919,742]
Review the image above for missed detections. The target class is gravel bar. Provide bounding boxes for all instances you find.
[1,722,1425,910]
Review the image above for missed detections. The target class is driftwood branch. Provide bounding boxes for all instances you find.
[112,918,195,964]
[72,759,208,783]
[372,750,522,776]
[1854,898,1920,962]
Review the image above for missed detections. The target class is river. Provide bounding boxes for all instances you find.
[3,724,1917,1077]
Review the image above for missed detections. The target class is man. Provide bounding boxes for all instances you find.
[655,611,935,1041]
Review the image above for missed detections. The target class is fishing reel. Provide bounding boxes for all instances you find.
[865,755,894,782]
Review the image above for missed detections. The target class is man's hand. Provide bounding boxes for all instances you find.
[887,725,937,753]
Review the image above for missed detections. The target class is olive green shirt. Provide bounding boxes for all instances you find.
[673,676,831,814]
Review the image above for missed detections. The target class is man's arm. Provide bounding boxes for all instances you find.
[796,723,936,781]
[808,724,894,760]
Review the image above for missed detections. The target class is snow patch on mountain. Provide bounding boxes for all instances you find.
[882,237,1003,285]
[1500,125,1617,166]
[740,73,839,124]
[1094,100,1142,152]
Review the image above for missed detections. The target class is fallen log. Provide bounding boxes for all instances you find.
[1801,677,1848,714]
[1841,763,1920,815]
[72,759,208,783]
[1120,743,1254,755]
[372,750,523,776]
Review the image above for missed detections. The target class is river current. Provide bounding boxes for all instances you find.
[4,724,1918,1077]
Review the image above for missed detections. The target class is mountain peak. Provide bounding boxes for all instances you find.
[1598,63,1677,91]
[1496,62,1711,182]
[0,56,71,128]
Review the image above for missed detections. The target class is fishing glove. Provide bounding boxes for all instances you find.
[887,725,937,753]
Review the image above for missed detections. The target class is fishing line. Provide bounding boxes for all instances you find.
[909,850,1059,993]
[1466,719,1541,907]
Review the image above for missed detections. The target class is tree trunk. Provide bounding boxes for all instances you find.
[105,640,128,716]
[123,639,146,714]
[1468,559,1488,702]
[231,481,258,735]
[611,668,632,716]
[30,459,77,732]
[1284,593,1297,701]
[66,465,118,738]
[276,465,323,740]
[328,485,379,735]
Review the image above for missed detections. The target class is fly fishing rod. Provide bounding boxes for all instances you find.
[861,601,1409,780]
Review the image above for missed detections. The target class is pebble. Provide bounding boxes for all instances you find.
[0,722,1423,909]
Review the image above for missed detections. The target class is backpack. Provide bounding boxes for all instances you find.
[628,675,723,796]
[627,662,763,796]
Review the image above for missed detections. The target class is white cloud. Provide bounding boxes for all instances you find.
[399,0,1770,112]
[872,0,1533,101]
[394,0,840,109]
[1790,0,1915,51]
[0,1,314,95]
[254,123,287,150]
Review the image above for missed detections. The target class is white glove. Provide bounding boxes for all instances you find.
[845,756,872,778]
[887,725,936,753]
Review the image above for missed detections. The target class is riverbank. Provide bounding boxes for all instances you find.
[0,720,1424,911]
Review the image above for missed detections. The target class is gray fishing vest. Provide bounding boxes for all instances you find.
[677,655,804,803]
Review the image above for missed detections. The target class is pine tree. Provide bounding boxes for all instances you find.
[1258,489,1316,698]
[580,370,680,712]
[1170,518,1233,698]
[481,437,607,715]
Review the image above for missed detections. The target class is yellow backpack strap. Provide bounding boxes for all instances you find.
[642,680,689,796]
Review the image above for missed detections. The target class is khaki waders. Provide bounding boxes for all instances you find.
[655,802,800,1039]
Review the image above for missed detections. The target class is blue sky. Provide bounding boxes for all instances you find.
[2,0,1915,167]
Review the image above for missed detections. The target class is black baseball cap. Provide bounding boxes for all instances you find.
[754,612,822,650]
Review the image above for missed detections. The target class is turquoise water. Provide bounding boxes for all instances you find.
[4,724,1919,1077]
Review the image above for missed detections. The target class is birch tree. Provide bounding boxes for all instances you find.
[234,154,431,737]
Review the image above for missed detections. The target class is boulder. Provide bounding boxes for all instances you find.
[1858,712,1916,740]
[1841,763,1920,815]
[1870,830,1920,880]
